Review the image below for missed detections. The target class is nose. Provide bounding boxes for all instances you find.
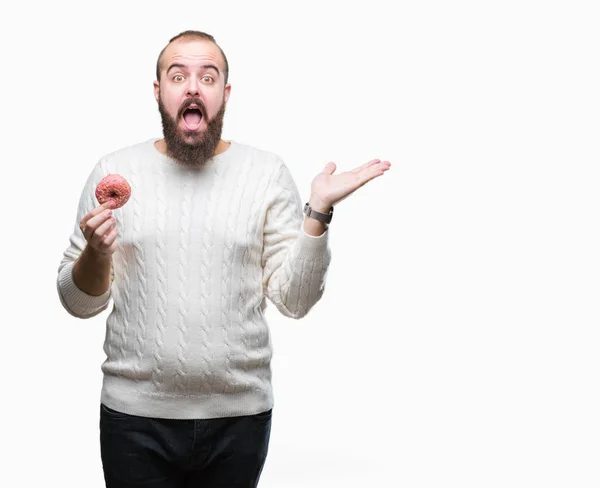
[186,75,201,97]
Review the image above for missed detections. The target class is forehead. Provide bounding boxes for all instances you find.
[161,39,225,72]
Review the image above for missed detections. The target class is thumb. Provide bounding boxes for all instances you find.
[322,161,336,175]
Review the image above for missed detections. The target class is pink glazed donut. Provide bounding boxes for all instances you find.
[95,174,131,209]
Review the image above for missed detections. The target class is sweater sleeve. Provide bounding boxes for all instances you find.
[56,159,113,319]
[262,161,332,319]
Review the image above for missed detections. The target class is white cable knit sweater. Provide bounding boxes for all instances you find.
[57,139,331,419]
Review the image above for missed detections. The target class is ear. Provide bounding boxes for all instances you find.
[223,83,231,104]
[153,81,160,102]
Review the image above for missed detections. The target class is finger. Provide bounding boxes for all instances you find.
[352,159,380,174]
[89,219,115,249]
[94,217,116,240]
[83,210,113,243]
[355,164,390,188]
[358,160,391,178]
[85,208,113,233]
[90,227,118,257]
[101,226,119,249]
[321,162,336,175]
[80,203,114,235]
[80,201,115,225]
[107,239,119,255]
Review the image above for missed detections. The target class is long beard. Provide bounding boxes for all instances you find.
[158,96,226,167]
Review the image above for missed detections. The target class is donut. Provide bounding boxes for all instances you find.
[95,174,131,209]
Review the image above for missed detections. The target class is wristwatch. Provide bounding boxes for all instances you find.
[303,202,334,223]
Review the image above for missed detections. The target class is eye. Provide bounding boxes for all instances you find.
[202,75,214,83]
[173,75,185,82]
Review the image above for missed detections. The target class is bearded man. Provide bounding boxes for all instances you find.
[57,30,391,488]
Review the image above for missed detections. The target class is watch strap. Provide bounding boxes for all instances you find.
[303,202,334,223]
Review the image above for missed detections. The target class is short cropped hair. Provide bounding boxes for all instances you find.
[156,30,229,85]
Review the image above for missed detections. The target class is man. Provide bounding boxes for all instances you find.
[57,30,391,487]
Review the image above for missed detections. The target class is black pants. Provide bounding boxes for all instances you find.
[100,403,272,487]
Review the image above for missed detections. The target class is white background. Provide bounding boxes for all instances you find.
[1,0,599,486]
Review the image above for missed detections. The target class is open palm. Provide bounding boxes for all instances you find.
[310,159,392,209]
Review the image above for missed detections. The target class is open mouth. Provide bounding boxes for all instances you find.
[182,107,203,130]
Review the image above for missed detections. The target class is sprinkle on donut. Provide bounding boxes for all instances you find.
[95,174,131,209]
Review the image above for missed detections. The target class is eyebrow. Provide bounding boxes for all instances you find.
[166,63,221,76]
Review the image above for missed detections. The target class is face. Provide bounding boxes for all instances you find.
[154,38,231,166]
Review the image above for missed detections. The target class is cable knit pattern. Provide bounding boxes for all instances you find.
[241,163,276,385]
[152,163,168,388]
[109,156,132,375]
[175,179,195,394]
[197,165,222,393]
[116,220,131,374]
[222,157,253,395]
[56,139,331,420]
[98,159,117,362]
[112,152,132,374]
[130,156,147,382]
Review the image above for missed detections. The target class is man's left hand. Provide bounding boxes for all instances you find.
[308,159,392,211]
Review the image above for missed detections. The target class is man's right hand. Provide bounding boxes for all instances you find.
[79,201,118,256]
[73,201,118,296]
